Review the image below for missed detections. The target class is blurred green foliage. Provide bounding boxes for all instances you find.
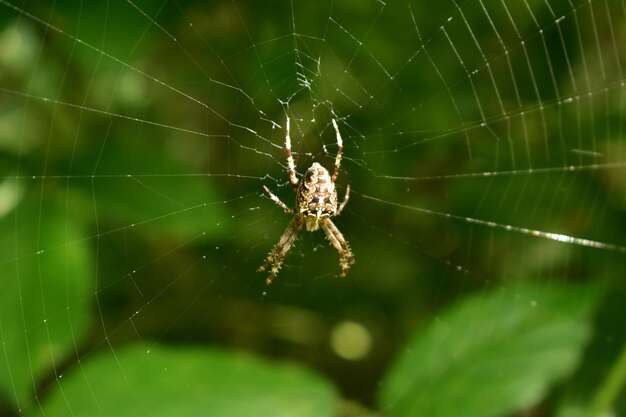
[31,345,337,417]
[1,0,626,416]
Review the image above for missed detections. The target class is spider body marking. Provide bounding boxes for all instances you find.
[298,162,337,231]
[258,117,354,284]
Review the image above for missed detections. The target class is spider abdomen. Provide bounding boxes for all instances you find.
[297,162,337,230]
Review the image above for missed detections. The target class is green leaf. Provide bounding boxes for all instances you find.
[32,344,338,417]
[0,183,92,410]
[379,281,601,417]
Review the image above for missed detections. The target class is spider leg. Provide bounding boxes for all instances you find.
[335,184,350,216]
[285,116,298,188]
[331,119,343,182]
[263,185,294,214]
[320,218,354,277]
[258,217,301,284]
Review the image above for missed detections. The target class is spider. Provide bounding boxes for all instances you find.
[258,116,354,284]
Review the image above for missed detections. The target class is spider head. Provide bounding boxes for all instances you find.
[297,162,338,230]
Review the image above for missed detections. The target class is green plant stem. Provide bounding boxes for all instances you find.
[585,342,626,417]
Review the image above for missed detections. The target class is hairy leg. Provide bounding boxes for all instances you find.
[285,116,298,188]
[336,184,350,216]
[262,185,293,214]
[320,218,354,277]
[330,119,343,182]
[258,217,301,284]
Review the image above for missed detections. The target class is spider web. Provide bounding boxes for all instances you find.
[0,0,625,415]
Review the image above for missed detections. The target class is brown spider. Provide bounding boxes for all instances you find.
[258,117,354,284]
